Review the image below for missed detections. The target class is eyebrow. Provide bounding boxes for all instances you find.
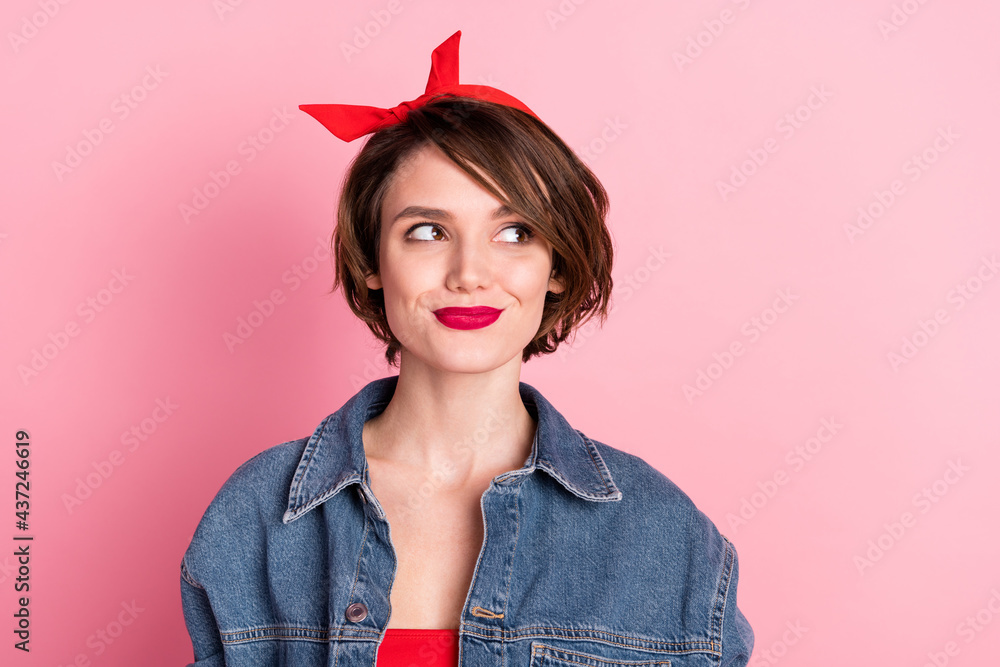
[391,204,516,225]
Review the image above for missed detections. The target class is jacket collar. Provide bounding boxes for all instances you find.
[283,375,621,523]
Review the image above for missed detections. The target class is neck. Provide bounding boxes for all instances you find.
[362,354,536,489]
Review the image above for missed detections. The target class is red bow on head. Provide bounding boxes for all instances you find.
[299,30,539,142]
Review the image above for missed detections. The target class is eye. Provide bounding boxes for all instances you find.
[406,223,446,241]
[496,224,535,244]
[405,223,536,244]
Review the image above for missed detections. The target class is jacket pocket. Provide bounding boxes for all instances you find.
[530,642,671,667]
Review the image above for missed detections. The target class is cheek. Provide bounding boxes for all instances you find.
[504,256,553,298]
[378,252,436,329]
[382,250,433,294]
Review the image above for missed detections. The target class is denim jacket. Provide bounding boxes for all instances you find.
[180,375,754,666]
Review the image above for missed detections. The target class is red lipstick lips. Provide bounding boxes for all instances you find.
[433,306,503,330]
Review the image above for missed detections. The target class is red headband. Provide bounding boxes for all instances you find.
[299,30,539,142]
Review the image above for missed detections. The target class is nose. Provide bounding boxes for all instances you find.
[446,237,493,292]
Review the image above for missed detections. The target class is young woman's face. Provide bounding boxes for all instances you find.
[367,143,564,373]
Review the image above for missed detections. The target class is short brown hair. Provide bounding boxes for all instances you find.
[330,95,614,367]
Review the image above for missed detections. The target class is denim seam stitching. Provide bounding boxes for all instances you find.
[498,483,524,661]
[713,533,736,659]
[461,487,493,651]
[531,642,672,665]
[219,626,382,644]
[214,627,714,654]
[710,534,736,659]
[220,626,344,637]
[180,555,203,589]
[579,432,617,496]
[336,513,374,666]
[462,625,718,654]
[288,415,333,513]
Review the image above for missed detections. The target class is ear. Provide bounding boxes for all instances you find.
[547,269,565,295]
[365,272,383,291]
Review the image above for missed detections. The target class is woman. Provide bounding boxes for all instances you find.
[180,30,754,667]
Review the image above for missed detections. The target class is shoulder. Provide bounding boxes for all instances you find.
[207,437,309,514]
[587,437,752,656]
[181,436,310,578]
[574,434,747,645]
[588,435,736,553]
[590,436,700,509]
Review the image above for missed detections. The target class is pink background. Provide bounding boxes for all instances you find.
[3,0,999,665]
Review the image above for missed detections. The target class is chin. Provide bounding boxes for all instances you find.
[413,347,519,374]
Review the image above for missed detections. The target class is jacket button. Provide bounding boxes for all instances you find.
[345,602,368,623]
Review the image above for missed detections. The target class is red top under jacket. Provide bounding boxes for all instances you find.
[376,629,459,667]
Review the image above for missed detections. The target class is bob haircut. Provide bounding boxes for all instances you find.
[331,94,614,367]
